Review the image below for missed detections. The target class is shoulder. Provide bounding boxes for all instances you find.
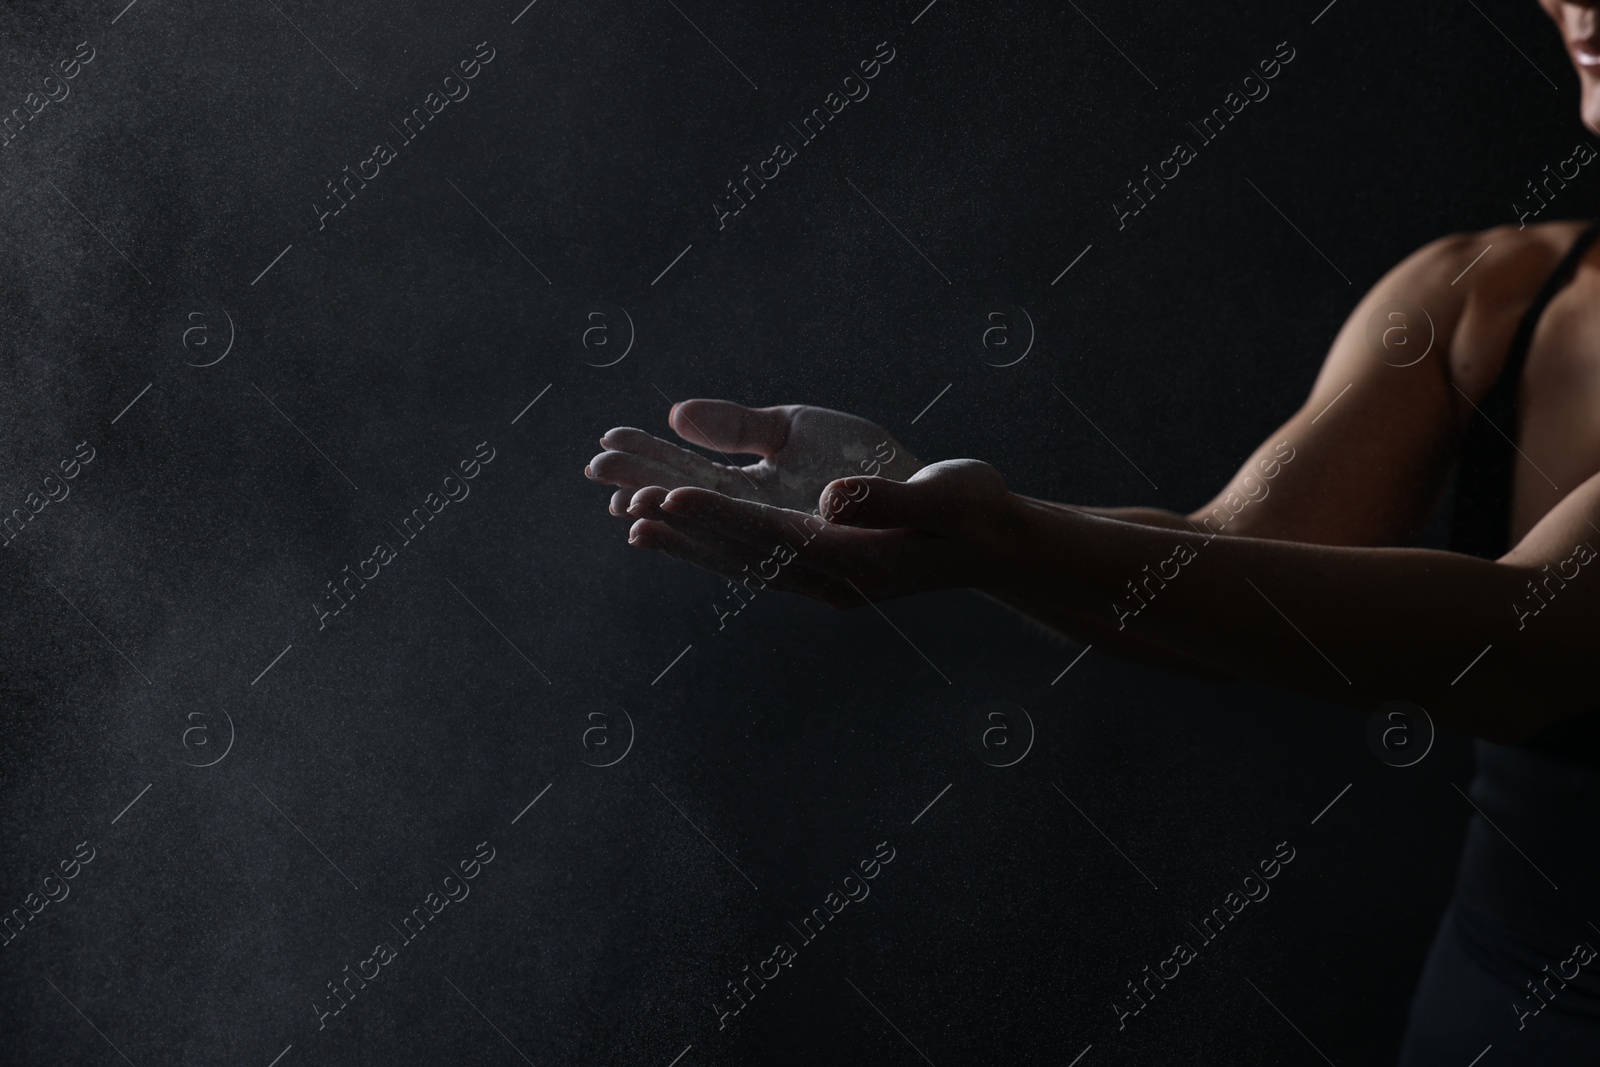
[1329,222,1593,399]
[1427,220,1595,394]
[1351,223,1581,327]
[1410,220,1591,299]
[1338,224,1580,363]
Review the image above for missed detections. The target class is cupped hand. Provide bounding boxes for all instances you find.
[621,459,1016,608]
[586,400,922,515]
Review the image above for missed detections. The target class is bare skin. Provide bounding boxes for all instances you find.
[587,1,1600,745]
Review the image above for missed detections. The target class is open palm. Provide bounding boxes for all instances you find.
[587,400,922,514]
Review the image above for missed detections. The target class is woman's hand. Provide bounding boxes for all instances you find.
[621,459,1018,608]
[586,400,922,515]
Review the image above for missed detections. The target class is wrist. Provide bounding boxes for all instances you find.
[968,489,1050,594]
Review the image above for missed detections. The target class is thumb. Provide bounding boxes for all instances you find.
[818,460,1001,532]
[817,477,927,529]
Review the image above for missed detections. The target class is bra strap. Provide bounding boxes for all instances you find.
[1448,221,1600,559]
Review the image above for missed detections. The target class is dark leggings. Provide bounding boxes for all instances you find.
[1399,902,1600,1065]
[1398,742,1600,1064]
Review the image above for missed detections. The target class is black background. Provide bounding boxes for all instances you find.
[0,0,1593,1064]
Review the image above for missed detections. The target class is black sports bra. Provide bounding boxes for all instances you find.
[1449,219,1600,762]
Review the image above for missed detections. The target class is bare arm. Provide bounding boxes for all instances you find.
[631,446,1597,742]
[974,469,1600,742]
[1082,233,1497,539]
[610,226,1595,742]
[1007,230,1534,673]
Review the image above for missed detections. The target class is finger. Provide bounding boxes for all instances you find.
[624,486,671,518]
[628,517,763,568]
[627,517,781,585]
[630,486,786,560]
[608,488,632,516]
[590,440,761,499]
[669,400,791,457]
[600,427,729,477]
[646,487,947,606]
[659,486,901,582]
[660,486,826,553]
[628,519,853,606]
[587,450,706,490]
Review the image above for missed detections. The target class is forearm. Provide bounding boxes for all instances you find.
[1009,498,1239,677]
[1021,496,1198,531]
[978,496,1573,740]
